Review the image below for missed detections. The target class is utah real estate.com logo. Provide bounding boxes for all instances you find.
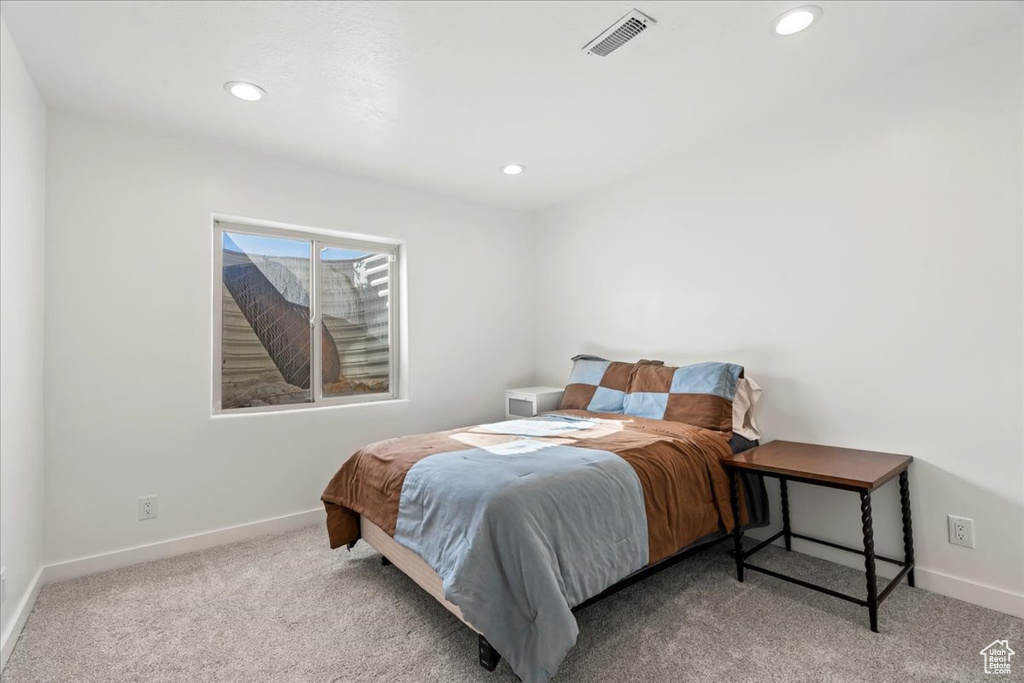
[980,640,1014,675]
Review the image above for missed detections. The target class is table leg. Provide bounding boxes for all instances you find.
[730,471,744,582]
[780,478,792,551]
[899,470,915,587]
[860,491,879,632]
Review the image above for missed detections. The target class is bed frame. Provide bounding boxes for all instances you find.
[355,516,727,672]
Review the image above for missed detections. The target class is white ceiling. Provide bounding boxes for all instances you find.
[2,1,1020,209]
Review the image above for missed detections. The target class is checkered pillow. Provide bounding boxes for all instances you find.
[623,361,744,434]
[559,355,634,413]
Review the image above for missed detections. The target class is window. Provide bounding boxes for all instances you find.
[214,219,399,413]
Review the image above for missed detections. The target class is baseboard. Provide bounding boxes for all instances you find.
[747,530,1024,619]
[1,566,43,671]
[42,508,324,585]
[914,566,1024,619]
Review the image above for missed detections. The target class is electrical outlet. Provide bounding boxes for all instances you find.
[138,495,158,521]
[948,515,974,548]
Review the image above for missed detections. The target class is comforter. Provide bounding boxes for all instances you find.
[321,410,744,682]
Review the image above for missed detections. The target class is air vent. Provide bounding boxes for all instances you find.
[583,9,657,57]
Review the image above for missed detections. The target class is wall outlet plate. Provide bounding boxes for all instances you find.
[138,495,158,521]
[948,514,974,548]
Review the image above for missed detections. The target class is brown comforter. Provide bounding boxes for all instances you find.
[321,410,743,565]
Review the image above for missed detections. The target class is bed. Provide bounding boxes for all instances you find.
[321,368,768,683]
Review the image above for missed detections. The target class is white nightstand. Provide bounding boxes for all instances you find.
[505,386,565,419]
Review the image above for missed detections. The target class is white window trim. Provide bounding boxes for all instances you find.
[212,215,403,415]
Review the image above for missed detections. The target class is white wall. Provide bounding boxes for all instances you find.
[43,113,536,565]
[535,29,1024,613]
[0,16,47,663]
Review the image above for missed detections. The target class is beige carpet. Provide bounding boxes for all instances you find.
[2,524,1020,682]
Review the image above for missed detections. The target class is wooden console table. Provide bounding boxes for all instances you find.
[723,440,915,632]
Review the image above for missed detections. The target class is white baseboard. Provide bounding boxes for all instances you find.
[42,508,324,585]
[1,566,43,671]
[747,531,1024,619]
[914,566,1024,619]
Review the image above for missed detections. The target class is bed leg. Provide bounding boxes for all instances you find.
[380,555,392,566]
[478,634,501,672]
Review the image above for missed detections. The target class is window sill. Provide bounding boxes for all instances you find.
[211,397,409,419]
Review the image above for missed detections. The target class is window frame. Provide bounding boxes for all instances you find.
[213,217,401,415]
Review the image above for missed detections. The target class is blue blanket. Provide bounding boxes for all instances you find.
[393,440,649,682]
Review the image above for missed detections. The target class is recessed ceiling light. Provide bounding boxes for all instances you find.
[501,163,526,176]
[224,81,267,102]
[771,6,822,36]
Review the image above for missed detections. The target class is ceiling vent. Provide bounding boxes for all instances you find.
[582,9,657,57]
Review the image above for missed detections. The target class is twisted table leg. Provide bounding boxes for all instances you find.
[861,491,879,632]
[730,471,744,582]
[780,478,792,551]
[899,470,915,587]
